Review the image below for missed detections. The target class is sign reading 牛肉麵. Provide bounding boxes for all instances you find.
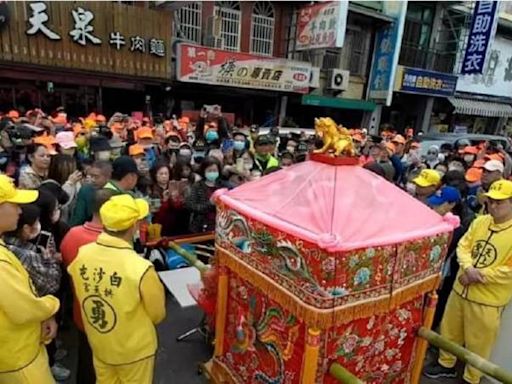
[0,1,171,79]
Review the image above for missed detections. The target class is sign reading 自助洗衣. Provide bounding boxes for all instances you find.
[295,1,349,51]
[461,1,499,75]
[0,1,171,79]
[368,1,408,106]
[176,44,312,94]
[395,66,458,97]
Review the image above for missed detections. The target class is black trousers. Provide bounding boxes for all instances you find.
[77,330,96,384]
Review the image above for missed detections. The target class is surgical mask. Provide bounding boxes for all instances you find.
[463,155,475,164]
[426,153,438,162]
[286,146,295,154]
[205,171,219,182]
[96,151,111,161]
[179,149,192,157]
[205,130,219,143]
[233,140,246,151]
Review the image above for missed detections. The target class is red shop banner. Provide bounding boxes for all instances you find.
[176,43,312,94]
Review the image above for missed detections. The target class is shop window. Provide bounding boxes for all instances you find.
[341,27,370,77]
[250,1,274,56]
[215,1,241,51]
[175,3,202,44]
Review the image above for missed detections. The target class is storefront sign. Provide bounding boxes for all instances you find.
[295,1,349,51]
[0,2,171,79]
[395,66,458,97]
[368,1,408,105]
[176,44,312,94]
[461,1,499,75]
[456,36,512,98]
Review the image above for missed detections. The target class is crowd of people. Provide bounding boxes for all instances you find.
[0,106,511,384]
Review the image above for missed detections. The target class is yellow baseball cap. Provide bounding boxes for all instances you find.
[100,194,149,232]
[413,169,441,187]
[0,175,38,205]
[485,179,512,200]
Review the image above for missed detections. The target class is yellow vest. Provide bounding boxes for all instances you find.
[454,215,512,307]
[68,233,157,365]
[0,241,59,372]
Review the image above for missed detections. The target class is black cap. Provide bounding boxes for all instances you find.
[254,134,275,146]
[112,155,138,180]
[90,135,112,152]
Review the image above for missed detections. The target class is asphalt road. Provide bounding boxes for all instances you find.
[58,293,484,384]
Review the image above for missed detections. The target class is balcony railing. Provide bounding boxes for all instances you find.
[399,44,456,74]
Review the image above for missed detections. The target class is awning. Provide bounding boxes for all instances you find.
[448,97,512,117]
[302,95,376,111]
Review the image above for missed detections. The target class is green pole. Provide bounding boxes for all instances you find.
[329,363,364,384]
[418,327,512,384]
[168,241,209,273]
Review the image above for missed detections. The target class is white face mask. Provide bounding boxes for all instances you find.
[463,155,475,164]
[96,151,111,161]
[286,146,295,154]
[179,149,192,157]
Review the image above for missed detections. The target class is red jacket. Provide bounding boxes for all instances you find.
[61,221,102,331]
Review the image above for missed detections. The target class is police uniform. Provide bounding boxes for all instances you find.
[439,180,512,384]
[68,194,165,384]
[0,176,59,384]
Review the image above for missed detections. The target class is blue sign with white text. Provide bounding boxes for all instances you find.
[398,67,458,97]
[461,1,499,75]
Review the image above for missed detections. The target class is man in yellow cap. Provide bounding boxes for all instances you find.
[0,175,60,384]
[68,194,165,384]
[424,179,512,383]
[413,169,441,204]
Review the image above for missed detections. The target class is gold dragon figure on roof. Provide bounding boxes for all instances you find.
[313,117,356,157]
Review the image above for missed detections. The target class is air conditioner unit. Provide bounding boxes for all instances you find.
[327,69,349,91]
[204,35,224,49]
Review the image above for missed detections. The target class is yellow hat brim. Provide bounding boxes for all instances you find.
[413,177,431,187]
[4,189,39,204]
[135,198,149,220]
[484,191,512,200]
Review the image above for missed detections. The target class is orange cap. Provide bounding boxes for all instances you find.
[129,144,145,157]
[7,110,19,119]
[87,113,97,121]
[136,127,154,140]
[473,159,486,168]
[385,142,396,155]
[465,167,483,183]
[96,114,106,123]
[392,134,406,145]
[463,146,479,155]
[33,134,57,154]
[485,153,505,162]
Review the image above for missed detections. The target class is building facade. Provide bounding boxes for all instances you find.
[0,1,172,116]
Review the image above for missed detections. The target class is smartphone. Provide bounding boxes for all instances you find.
[37,231,52,249]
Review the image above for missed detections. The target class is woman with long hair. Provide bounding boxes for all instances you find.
[18,143,51,189]
[47,154,83,221]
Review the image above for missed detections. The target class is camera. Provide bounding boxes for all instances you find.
[0,118,38,146]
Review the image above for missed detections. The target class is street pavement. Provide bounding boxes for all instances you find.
[59,293,476,384]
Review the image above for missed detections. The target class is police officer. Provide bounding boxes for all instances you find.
[68,194,166,384]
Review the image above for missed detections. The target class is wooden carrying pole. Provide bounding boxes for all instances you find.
[410,292,438,384]
[418,327,512,384]
[329,363,364,384]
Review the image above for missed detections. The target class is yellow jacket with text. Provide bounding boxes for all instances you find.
[68,233,165,365]
[0,241,60,372]
[454,215,512,307]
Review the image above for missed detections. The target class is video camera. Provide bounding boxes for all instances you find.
[0,117,42,146]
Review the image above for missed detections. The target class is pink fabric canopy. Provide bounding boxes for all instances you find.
[216,161,455,252]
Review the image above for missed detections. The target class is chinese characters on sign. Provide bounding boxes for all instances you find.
[79,264,122,333]
[295,1,349,51]
[396,66,458,97]
[25,1,165,57]
[177,44,312,94]
[368,1,408,105]
[461,1,498,75]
